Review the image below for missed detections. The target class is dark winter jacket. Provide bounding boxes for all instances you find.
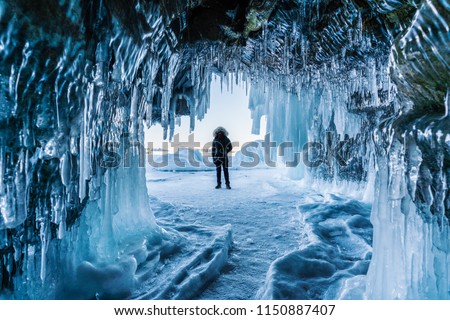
[212,127,232,161]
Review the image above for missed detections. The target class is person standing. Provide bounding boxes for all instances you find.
[212,127,232,189]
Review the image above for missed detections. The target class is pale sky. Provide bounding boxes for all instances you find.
[144,74,266,151]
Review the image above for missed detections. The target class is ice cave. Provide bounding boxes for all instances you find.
[0,0,448,300]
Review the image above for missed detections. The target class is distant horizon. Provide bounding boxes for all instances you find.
[145,134,267,152]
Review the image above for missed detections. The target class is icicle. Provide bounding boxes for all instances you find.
[130,83,140,141]
[13,42,32,115]
[356,9,362,44]
[13,149,26,227]
[0,139,4,194]
[79,83,93,201]
[60,152,70,187]
[8,65,16,101]
[444,87,449,118]
[230,72,234,94]
[39,218,50,281]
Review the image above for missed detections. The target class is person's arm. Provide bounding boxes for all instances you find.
[226,138,232,153]
[212,140,217,157]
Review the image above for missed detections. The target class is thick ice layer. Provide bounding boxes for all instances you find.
[364,0,450,299]
[146,168,352,299]
[132,190,233,300]
[0,0,212,297]
[366,135,449,299]
[257,194,372,299]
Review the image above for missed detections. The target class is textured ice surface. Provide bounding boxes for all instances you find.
[145,168,372,299]
[257,194,372,299]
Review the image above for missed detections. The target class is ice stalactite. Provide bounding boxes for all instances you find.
[367,126,449,299]
[0,0,214,298]
[365,0,450,299]
[239,0,396,183]
[246,56,392,182]
[238,0,449,299]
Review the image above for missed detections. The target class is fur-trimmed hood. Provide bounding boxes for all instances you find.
[213,126,229,137]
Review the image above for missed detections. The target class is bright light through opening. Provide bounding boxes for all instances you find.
[144,74,267,152]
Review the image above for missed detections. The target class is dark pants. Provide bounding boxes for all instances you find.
[215,157,230,185]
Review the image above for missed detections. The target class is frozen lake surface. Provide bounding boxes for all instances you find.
[141,168,372,300]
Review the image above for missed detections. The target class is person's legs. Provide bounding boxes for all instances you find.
[223,157,230,188]
[215,159,222,188]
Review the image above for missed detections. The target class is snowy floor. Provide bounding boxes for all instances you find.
[138,168,372,300]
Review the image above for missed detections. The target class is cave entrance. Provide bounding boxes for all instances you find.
[141,73,373,300]
[144,73,267,174]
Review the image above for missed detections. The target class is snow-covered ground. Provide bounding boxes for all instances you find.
[138,167,372,299]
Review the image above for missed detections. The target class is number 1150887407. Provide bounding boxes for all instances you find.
[256,304,335,316]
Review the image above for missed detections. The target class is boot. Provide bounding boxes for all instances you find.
[226,183,231,189]
[215,184,221,189]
